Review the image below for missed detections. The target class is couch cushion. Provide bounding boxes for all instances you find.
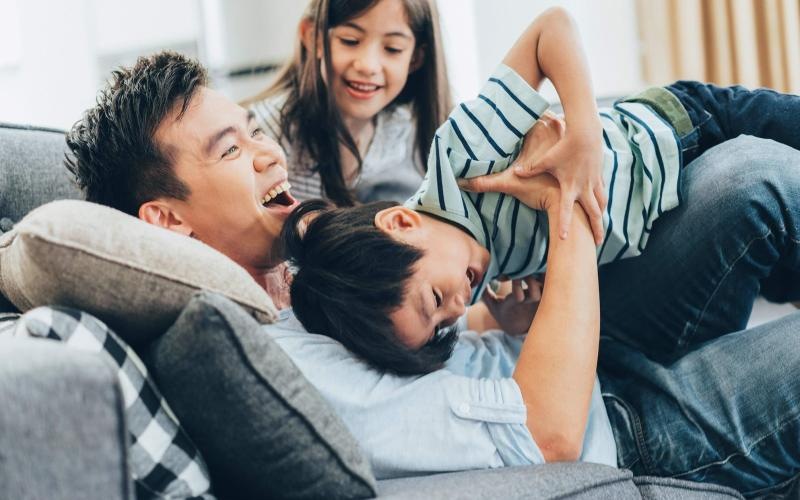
[0,336,131,500]
[0,200,277,345]
[376,464,744,499]
[146,291,377,500]
[0,123,81,224]
[13,306,215,499]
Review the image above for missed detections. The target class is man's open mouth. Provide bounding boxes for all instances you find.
[260,180,296,208]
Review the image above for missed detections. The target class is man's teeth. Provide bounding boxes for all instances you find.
[261,181,291,206]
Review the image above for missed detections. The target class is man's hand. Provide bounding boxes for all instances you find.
[514,116,607,245]
[458,164,561,213]
[482,275,543,335]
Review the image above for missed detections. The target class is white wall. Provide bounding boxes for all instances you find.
[0,0,644,129]
[438,0,643,103]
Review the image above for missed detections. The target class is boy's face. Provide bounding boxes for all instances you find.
[154,87,298,271]
[376,207,490,349]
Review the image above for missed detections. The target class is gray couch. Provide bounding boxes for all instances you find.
[0,122,745,499]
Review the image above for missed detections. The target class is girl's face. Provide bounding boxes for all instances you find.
[326,0,419,126]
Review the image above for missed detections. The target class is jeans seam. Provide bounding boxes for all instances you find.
[678,228,777,348]
[669,406,800,495]
[603,393,652,473]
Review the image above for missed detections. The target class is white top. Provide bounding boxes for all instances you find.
[249,94,425,203]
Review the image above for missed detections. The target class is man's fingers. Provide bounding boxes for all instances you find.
[513,161,545,178]
[525,276,543,302]
[458,171,507,193]
[512,280,525,302]
[558,194,574,240]
[594,182,608,213]
[580,194,605,245]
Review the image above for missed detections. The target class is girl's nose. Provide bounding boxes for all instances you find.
[353,49,380,75]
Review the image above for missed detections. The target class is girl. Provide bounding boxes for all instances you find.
[244,0,452,206]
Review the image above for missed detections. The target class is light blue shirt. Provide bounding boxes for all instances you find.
[264,310,617,480]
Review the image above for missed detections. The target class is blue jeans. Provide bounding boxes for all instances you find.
[666,80,800,167]
[597,136,800,496]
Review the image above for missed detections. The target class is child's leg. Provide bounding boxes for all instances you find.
[666,80,800,166]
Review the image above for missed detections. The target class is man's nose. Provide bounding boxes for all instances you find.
[253,141,284,172]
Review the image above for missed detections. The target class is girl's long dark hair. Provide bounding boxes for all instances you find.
[244,0,452,206]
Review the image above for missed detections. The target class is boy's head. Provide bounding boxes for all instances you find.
[282,199,489,374]
[66,51,297,270]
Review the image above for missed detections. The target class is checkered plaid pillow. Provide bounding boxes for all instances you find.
[12,306,215,500]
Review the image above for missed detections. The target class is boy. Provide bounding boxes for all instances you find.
[282,21,800,377]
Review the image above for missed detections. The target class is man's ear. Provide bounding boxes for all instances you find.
[374,206,423,235]
[299,17,322,58]
[409,45,426,74]
[138,200,193,237]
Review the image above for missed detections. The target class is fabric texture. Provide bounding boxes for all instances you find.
[0,123,81,225]
[267,310,596,478]
[12,306,214,500]
[0,199,277,345]
[0,336,132,500]
[146,291,377,500]
[249,95,424,203]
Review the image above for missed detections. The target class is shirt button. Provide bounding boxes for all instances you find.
[459,403,470,414]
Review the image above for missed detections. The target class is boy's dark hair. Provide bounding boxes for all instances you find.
[64,51,208,216]
[244,0,452,207]
[282,199,458,375]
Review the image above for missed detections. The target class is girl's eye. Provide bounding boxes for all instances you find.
[385,47,403,54]
[433,289,442,308]
[339,37,358,46]
[222,145,238,158]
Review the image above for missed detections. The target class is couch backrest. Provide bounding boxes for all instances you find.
[0,123,82,225]
[1,122,82,312]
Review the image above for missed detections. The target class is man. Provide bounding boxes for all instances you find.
[66,51,296,307]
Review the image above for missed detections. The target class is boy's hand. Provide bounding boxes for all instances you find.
[482,275,543,335]
[514,116,607,244]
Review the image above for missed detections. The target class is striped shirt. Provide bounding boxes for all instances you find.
[405,64,682,303]
[249,93,425,203]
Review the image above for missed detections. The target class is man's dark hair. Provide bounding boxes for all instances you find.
[64,51,208,216]
[281,199,458,375]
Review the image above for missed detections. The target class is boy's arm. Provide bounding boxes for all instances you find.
[504,7,606,244]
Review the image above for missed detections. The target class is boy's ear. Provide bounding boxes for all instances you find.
[409,45,426,74]
[299,17,322,58]
[374,206,423,234]
[138,200,194,237]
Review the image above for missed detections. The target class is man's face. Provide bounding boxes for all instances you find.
[154,87,298,272]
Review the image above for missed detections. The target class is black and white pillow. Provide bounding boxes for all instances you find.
[12,306,215,500]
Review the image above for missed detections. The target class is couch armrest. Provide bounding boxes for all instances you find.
[0,337,132,500]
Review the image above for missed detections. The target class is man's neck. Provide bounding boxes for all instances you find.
[249,261,292,310]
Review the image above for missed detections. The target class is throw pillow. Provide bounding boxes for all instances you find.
[14,306,215,500]
[146,291,377,500]
[0,200,277,345]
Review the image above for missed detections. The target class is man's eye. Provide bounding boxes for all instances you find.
[222,145,238,158]
[433,289,442,308]
[251,127,263,137]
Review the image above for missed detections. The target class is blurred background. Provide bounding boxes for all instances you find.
[2,0,797,130]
